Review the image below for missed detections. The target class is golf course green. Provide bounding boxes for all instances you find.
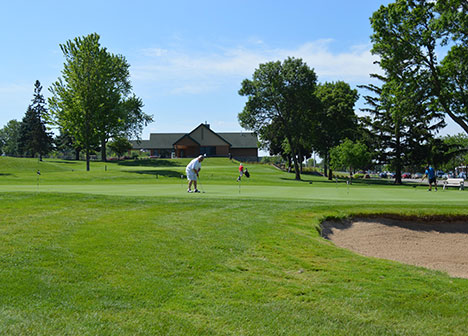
[1,156,468,335]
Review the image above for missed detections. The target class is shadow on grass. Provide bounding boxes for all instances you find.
[124,169,183,178]
[46,160,80,165]
[0,173,12,176]
[279,177,314,183]
[118,159,183,168]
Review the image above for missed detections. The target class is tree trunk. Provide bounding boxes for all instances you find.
[394,129,402,185]
[328,167,333,181]
[75,148,80,161]
[101,138,107,162]
[86,147,90,171]
[292,154,301,180]
[323,152,328,177]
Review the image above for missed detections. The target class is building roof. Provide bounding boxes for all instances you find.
[131,125,258,150]
[131,133,185,149]
[218,132,258,148]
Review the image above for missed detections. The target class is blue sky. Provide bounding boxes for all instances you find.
[1,0,463,142]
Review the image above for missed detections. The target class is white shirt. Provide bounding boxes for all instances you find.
[186,157,201,172]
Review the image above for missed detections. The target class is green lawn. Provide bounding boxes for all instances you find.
[1,157,468,335]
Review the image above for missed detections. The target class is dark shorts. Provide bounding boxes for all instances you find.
[429,177,436,184]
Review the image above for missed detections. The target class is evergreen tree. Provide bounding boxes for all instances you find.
[18,81,54,160]
[359,73,445,184]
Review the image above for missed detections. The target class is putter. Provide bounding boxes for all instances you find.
[197,176,206,193]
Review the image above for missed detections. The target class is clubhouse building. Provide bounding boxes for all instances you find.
[131,123,258,161]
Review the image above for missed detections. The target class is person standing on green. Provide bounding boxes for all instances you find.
[422,165,437,191]
[185,155,204,193]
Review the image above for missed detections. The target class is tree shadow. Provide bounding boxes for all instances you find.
[124,169,184,178]
[279,177,314,183]
[0,173,12,176]
[118,159,183,167]
[46,160,79,165]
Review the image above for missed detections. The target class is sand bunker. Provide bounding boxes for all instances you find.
[321,217,468,278]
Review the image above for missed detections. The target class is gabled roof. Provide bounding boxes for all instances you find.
[187,123,232,146]
[173,134,201,146]
[218,132,258,148]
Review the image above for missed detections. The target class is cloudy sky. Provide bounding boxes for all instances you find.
[1,0,462,140]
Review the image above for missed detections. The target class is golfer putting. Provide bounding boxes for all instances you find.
[186,155,204,193]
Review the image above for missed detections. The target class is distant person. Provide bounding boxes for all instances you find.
[228,152,232,160]
[237,162,244,182]
[186,155,204,193]
[422,165,437,191]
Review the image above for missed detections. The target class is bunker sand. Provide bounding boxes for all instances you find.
[322,218,468,279]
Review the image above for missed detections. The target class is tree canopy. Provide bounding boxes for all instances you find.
[238,57,320,180]
[0,120,21,156]
[313,81,359,179]
[48,33,152,170]
[370,0,468,135]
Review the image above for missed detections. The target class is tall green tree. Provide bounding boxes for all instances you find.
[359,73,444,184]
[371,0,468,135]
[313,81,359,180]
[48,33,152,170]
[0,120,21,156]
[17,81,54,160]
[238,57,320,180]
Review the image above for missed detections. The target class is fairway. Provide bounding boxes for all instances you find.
[1,157,468,335]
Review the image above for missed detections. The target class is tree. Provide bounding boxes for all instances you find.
[238,57,320,180]
[48,33,152,170]
[17,81,54,160]
[370,0,468,136]
[0,120,21,156]
[108,137,133,158]
[359,73,444,184]
[313,81,359,180]
[330,139,371,177]
[436,134,468,171]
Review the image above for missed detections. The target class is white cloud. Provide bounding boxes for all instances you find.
[131,40,380,95]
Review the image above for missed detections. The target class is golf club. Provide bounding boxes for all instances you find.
[197,175,206,193]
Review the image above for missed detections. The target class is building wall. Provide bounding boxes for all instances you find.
[215,145,230,156]
[230,148,258,161]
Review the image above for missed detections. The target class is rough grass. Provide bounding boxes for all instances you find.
[1,157,468,335]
